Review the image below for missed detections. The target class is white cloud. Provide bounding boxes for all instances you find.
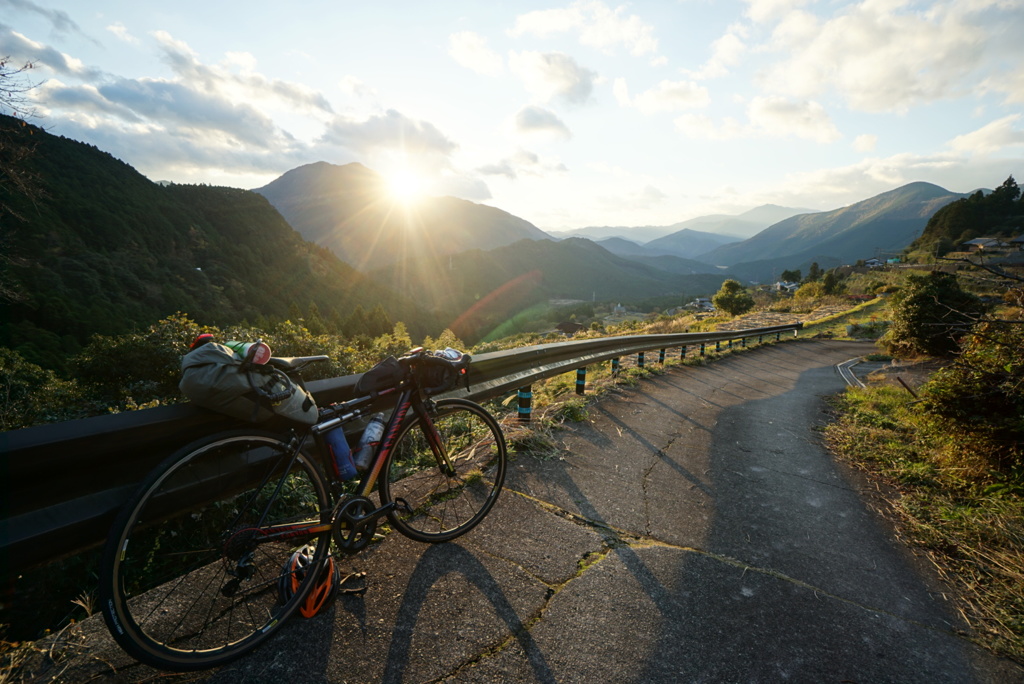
[747,96,840,142]
[319,109,458,161]
[615,78,710,114]
[106,22,139,45]
[514,105,572,139]
[151,31,334,114]
[449,31,503,76]
[948,114,1024,155]
[686,24,749,80]
[477,148,567,179]
[743,0,812,25]
[19,28,459,183]
[509,51,597,105]
[2,0,93,40]
[675,96,839,143]
[853,134,878,152]
[0,26,105,80]
[339,75,377,99]
[510,0,658,57]
[755,1,1011,113]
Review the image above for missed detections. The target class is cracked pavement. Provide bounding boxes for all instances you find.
[55,340,1022,683]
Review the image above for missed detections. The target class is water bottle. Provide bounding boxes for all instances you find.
[324,427,356,480]
[352,413,386,472]
[225,340,271,365]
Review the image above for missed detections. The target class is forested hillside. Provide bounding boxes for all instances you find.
[0,115,417,371]
[911,175,1024,253]
[372,237,727,341]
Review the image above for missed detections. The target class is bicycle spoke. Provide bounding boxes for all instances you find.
[101,433,331,670]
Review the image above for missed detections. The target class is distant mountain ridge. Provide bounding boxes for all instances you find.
[550,204,813,243]
[255,162,549,269]
[700,182,969,281]
[549,204,812,262]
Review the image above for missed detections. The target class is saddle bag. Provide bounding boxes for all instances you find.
[179,342,317,425]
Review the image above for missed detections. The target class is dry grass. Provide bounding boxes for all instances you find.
[825,385,1024,663]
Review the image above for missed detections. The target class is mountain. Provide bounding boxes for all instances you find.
[595,236,654,257]
[254,162,549,269]
[549,204,812,246]
[698,182,969,281]
[642,228,740,259]
[370,237,728,341]
[0,115,418,370]
[546,224,679,242]
[594,237,725,277]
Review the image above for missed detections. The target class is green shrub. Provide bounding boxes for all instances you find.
[881,271,984,357]
[0,347,84,430]
[921,321,1024,469]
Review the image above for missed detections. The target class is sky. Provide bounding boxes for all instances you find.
[1,0,1023,232]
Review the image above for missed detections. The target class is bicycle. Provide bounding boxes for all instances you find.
[98,346,507,671]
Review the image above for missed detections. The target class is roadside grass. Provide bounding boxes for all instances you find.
[824,386,1024,663]
[799,297,890,339]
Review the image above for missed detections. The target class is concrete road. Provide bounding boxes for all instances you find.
[46,340,1022,683]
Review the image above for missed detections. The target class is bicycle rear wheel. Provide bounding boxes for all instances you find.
[99,431,331,671]
[380,398,507,542]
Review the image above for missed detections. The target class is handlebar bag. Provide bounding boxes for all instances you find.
[355,355,405,395]
[179,342,317,425]
[416,356,459,395]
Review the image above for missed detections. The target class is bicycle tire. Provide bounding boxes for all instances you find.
[380,398,507,543]
[99,430,331,671]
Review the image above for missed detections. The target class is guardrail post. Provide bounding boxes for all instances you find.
[611,357,620,376]
[638,351,645,368]
[727,338,733,350]
[715,340,721,352]
[659,349,665,364]
[700,343,706,356]
[680,345,687,360]
[575,367,586,395]
[518,386,532,422]
[742,336,747,348]
[776,332,781,341]
[759,334,763,344]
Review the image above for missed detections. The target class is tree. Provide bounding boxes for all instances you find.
[822,270,842,295]
[712,279,754,317]
[804,262,823,282]
[0,57,38,120]
[1,58,41,216]
[780,269,801,283]
[882,271,984,357]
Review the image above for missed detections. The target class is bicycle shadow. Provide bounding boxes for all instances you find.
[380,542,555,683]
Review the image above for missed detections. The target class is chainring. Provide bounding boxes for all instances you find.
[332,496,377,554]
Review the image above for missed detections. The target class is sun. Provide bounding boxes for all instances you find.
[385,167,425,204]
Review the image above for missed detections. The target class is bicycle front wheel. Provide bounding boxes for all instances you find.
[380,398,507,543]
[99,431,331,671]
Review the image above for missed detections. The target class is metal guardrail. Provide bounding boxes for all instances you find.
[0,323,800,573]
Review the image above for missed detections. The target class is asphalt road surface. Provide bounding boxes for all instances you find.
[42,339,1022,683]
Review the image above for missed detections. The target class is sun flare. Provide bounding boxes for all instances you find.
[385,167,425,204]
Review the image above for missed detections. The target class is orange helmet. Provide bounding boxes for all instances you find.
[278,548,341,618]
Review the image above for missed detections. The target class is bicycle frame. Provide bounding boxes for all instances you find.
[243,377,451,548]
